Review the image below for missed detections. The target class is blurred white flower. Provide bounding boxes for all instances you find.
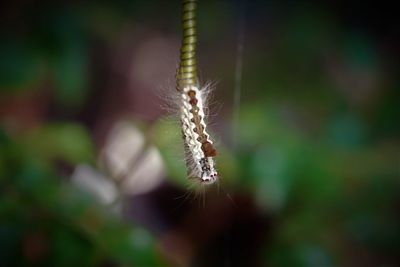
[100,121,165,195]
[71,164,118,205]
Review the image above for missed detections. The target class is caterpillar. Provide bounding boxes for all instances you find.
[176,0,218,184]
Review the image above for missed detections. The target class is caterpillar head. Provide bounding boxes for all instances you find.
[199,157,218,184]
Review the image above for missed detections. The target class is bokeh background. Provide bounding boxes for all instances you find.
[1,1,399,266]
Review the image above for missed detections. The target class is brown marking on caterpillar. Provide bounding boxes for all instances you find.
[188,90,196,98]
[185,89,218,158]
[189,98,198,105]
[187,91,207,141]
[188,90,198,108]
[190,111,206,142]
[202,141,217,157]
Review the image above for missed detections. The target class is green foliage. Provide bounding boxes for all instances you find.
[21,123,95,166]
[0,41,42,91]
[0,127,161,267]
[0,1,398,266]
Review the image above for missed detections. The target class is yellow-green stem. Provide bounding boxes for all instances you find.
[176,0,198,91]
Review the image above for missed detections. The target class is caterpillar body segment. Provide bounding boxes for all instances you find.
[176,0,218,184]
[180,86,218,184]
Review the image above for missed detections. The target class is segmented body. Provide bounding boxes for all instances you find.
[176,0,218,184]
[176,0,198,90]
[180,86,218,183]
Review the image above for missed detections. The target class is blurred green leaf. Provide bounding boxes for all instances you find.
[0,41,42,91]
[266,244,334,267]
[21,123,95,165]
[151,117,187,187]
[0,131,162,266]
[50,42,88,108]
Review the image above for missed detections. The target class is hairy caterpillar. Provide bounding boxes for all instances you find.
[176,0,218,184]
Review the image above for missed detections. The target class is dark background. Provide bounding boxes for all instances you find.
[0,1,399,266]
